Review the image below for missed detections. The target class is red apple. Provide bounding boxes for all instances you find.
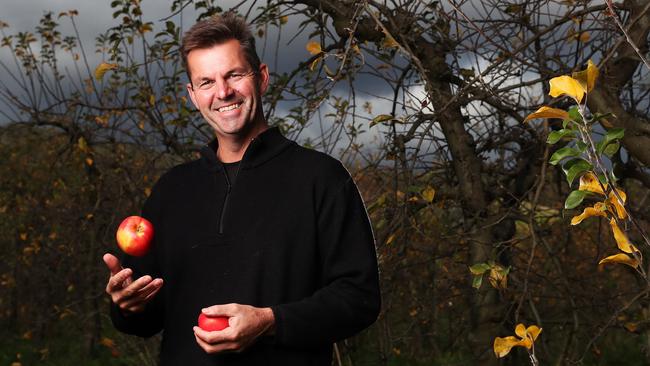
[198,313,229,332]
[116,216,154,257]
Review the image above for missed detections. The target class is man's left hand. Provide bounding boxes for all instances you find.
[193,303,275,354]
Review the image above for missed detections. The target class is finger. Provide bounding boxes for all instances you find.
[194,328,239,354]
[106,268,133,292]
[139,278,163,298]
[103,253,122,276]
[193,326,233,344]
[202,303,239,317]
[120,275,154,299]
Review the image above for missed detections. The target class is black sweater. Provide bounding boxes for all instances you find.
[110,127,381,365]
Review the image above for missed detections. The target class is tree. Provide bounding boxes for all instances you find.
[0,0,648,364]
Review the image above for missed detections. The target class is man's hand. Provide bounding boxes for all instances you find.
[103,253,163,314]
[193,303,275,354]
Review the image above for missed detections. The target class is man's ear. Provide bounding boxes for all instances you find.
[186,82,199,109]
[258,63,270,94]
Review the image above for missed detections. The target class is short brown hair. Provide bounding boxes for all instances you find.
[181,12,261,81]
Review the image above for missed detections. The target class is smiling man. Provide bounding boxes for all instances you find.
[103,12,380,366]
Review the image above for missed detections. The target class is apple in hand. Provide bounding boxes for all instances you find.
[116,216,154,257]
[198,313,229,332]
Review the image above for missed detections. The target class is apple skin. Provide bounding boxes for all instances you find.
[198,313,229,332]
[116,216,154,257]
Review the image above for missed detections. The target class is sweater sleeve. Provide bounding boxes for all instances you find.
[109,177,166,338]
[271,171,381,348]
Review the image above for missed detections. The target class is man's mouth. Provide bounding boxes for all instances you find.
[216,102,242,112]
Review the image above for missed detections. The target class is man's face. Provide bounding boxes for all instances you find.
[186,39,269,139]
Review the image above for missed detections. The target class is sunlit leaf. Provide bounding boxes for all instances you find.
[524,106,569,122]
[382,32,399,48]
[578,172,606,195]
[488,265,509,290]
[306,40,321,55]
[607,189,627,219]
[421,186,435,203]
[565,190,588,210]
[94,62,117,80]
[571,204,607,225]
[370,114,393,127]
[547,129,575,144]
[550,146,581,166]
[572,59,599,92]
[494,336,522,358]
[609,218,638,253]
[469,263,490,275]
[472,275,483,289]
[549,75,585,103]
[562,158,592,186]
[599,253,639,268]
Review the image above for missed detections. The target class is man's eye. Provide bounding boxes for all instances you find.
[198,80,213,89]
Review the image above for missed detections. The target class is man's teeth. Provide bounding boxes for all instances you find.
[217,103,241,112]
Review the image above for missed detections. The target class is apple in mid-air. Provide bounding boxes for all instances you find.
[116,216,154,257]
[198,313,229,332]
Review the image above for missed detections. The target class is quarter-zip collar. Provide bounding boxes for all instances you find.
[199,127,294,171]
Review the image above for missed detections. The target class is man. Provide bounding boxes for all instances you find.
[103,12,380,366]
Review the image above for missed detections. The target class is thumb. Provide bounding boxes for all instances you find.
[103,253,122,276]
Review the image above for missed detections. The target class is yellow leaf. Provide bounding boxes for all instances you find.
[599,253,639,268]
[526,325,542,343]
[19,233,27,241]
[85,157,94,166]
[306,41,321,55]
[571,204,607,225]
[578,171,606,195]
[386,233,396,245]
[100,337,115,348]
[572,59,599,93]
[149,94,156,106]
[488,266,508,290]
[524,106,569,122]
[78,136,89,153]
[280,15,288,25]
[421,186,435,203]
[515,323,527,338]
[610,218,638,254]
[607,189,627,219]
[138,23,152,34]
[549,75,585,103]
[382,32,399,48]
[94,62,117,80]
[493,336,522,358]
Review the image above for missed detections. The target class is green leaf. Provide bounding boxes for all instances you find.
[576,141,587,152]
[596,128,625,154]
[603,141,620,157]
[550,146,581,165]
[565,190,588,209]
[592,112,615,122]
[469,263,491,275]
[562,158,592,186]
[370,114,393,127]
[568,106,582,122]
[472,275,483,289]
[547,129,575,145]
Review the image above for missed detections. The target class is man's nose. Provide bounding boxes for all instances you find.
[214,78,234,100]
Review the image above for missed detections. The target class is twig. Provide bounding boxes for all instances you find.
[604,0,650,72]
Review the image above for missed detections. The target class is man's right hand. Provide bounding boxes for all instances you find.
[103,253,163,314]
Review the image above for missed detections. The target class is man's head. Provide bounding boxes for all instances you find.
[181,12,261,82]
[182,13,269,145]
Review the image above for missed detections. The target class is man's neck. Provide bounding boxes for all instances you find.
[216,124,268,163]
